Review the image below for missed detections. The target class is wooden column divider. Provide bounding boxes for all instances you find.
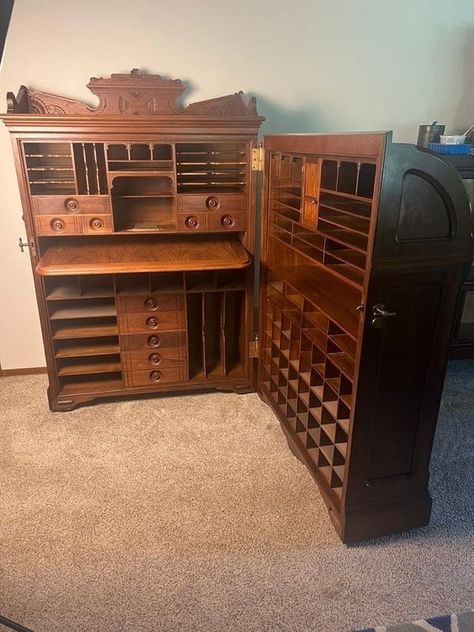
[201,293,207,378]
[220,291,227,376]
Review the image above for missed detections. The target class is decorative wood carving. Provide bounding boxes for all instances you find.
[186,92,258,116]
[6,69,260,118]
[87,69,185,115]
[27,89,93,115]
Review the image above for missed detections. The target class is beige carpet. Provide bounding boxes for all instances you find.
[0,364,473,632]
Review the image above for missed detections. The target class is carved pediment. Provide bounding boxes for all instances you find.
[87,69,185,114]
[5,69,262,120]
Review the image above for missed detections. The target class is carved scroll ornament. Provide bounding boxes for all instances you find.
[6,68,260,118]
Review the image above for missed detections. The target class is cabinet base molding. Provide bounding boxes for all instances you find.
[341,495,432,544]
[48,380,254,412]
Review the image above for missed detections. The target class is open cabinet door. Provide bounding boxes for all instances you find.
[256,133,472,543]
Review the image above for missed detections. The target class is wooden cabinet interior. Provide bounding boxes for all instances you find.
[2,70,472,543]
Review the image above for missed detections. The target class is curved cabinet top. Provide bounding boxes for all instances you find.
[374,142,472,267]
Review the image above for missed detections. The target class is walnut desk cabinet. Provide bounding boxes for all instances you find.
[2,70,471,543]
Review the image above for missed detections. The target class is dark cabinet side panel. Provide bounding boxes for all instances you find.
[346,266,463,505]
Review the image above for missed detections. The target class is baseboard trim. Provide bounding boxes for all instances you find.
[0,366,47,377]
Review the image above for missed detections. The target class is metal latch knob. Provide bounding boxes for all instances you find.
[371,303,397,329]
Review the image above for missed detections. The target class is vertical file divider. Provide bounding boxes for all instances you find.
[220,291,227,376]
[201,292,207,378]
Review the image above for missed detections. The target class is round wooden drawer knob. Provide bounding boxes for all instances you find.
[146,316,159,329]
[64,198,79,212]
[206,196,220,210]
[185,216,200,229]
[50,218,65,232]
[221,215,235,228]
[149,370,162,383]
[147,335,161,347]
[148,353,161,366]
[89,217,104,231]
[144,296,159,311]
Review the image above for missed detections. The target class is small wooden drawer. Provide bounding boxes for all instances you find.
[31,195,111,216]
[124,366,187,388]
[177,213,207,231]
[34,214,83,235]
[34,214,113,235]
[116,294,185,314]
[177,194,245,213]
[208,212,246,231]
[121,347,187,371]
[120,331,186,352]
[118,311,186,334]
[82,215,113,233]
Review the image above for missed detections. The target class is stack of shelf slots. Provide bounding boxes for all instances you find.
[176,143,248,193]
[261,278,355,500]
[46,275,122,395]
[270,153,376,290]
[25,142,76,195]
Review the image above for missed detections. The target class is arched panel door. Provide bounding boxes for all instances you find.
[373,143,472,266]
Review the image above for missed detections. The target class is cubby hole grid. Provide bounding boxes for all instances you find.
[269,152,377,289]
[260,278,356,500]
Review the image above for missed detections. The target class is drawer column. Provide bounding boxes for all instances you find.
[116,293,188,388]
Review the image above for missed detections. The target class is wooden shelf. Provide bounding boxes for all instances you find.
[59,374,124,396]
[36,235,250,276]
[328,351,355,380]
[46,286,114,301]
[57,358,122,376]
[52,322,118,339]
[318,211,369,236]
[320,188,373,205]
[55,341,120,358]
[49,302,116,320]
[317,227,367,253]
[272,265,361,339]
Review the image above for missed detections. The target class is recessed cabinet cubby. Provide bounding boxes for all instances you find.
[3,70,472,544]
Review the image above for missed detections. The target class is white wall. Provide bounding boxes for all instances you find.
[1,0,473,369]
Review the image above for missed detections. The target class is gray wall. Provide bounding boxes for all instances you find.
[1,0,473,368]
